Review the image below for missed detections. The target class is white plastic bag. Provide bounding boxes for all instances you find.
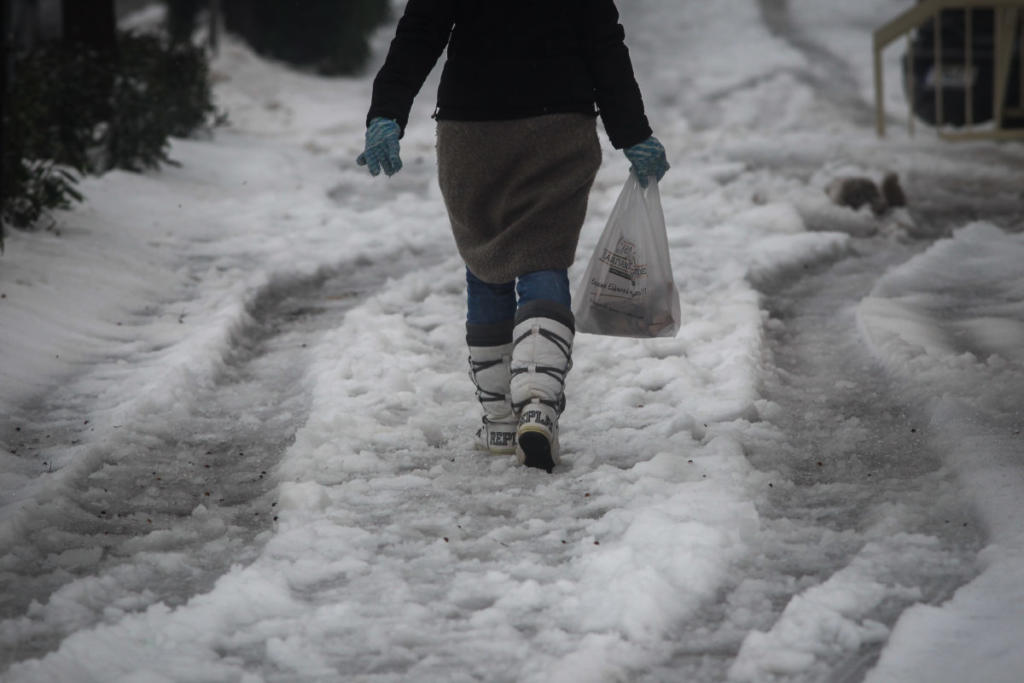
[574,173,681,338]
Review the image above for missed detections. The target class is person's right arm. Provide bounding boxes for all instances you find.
[366,0,456,134]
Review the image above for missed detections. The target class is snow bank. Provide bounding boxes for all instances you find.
[857,224,1024,683]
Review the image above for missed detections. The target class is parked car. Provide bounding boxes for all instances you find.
[903,8,1022,127]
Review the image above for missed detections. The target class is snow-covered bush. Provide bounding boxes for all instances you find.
[1,33,219,242]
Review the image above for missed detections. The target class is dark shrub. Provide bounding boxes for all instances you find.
[223,0,391,75]
[108,33,219,171]
[166,0,204,45]
[1,32,219,239]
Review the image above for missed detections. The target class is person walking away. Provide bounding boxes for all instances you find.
[356,0,669,472]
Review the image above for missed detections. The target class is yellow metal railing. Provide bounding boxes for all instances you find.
[874,0,1024,140]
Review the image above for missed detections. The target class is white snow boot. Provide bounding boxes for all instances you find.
[510,301,574,473]
[467,322,517,455]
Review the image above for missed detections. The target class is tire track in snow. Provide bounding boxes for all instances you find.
[646,241,984,682]
[737,243,984,682]
[0,244,444,671]
[757,0,876,128]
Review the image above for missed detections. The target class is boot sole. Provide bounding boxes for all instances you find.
[475,444,517,456]
[518,432,555,473]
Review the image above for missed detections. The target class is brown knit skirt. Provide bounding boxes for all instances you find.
[436,114,602,284]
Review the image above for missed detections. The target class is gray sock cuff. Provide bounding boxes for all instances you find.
[514,300,575,333]
[466,320,515,347]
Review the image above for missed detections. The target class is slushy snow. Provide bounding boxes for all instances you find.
[1,0,1023,681]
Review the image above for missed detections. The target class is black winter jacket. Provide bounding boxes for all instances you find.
[366,0,652,150]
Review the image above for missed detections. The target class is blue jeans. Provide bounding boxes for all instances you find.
[466,268,570,326]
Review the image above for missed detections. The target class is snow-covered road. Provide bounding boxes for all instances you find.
[2,1,1024,681]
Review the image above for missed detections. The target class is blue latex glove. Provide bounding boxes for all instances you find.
[623,136,669,188]
[357,117,403,177]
